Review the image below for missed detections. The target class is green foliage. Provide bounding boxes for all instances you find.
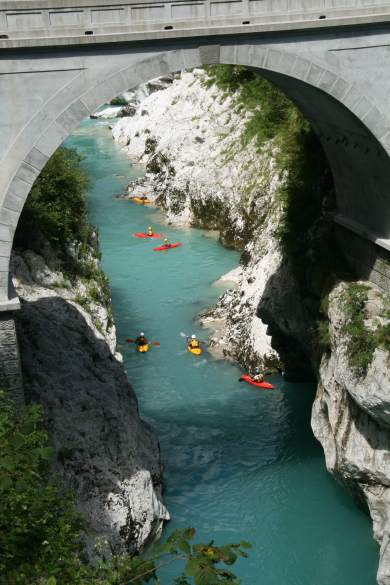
[14,147,92,251]
[0,392,250,584]
[339,283,377,375]
[203,65,293,147]
[0,391,87,584]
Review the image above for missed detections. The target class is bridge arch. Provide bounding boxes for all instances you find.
[2,42,390,306]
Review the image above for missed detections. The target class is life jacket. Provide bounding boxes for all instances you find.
[191,339,199,348]
[137,336,147,346]
[148,229,154,236]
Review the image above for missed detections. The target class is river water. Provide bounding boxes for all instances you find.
[63,115,378,584]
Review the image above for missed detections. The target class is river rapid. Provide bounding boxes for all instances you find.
[63,115,378,584]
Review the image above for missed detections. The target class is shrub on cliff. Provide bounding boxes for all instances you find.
[14,147,92,252]
[0,392,250,584]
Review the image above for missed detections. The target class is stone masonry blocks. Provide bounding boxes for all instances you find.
[15,162,40,185]
[151,54,171,77]
[3,192,25,214]
[44,122,68,149]
[94,80,115,105]
[353,97,373,120]
[0,311,24,409]
[8,176,31,200]
[264,49,282,71]
[107,71,127,97]
[167,50,186,73]
[291,58,311,81]
[306,63,325,87]
[66,100,91,124]
[330,78,351,101]
[0,225,14,243]
[79,89,102,114]
[199,44,220,65]
[34,135,59,159]
[24,148,49,171]
[137,60,157,83]
[121,64,144,90]
[236,44,252,66]
[250,46,267,68]
[318,70,337,93]
[278,53,297,75]
[220,44,236,65]
[56,109,79,134]
[183,47,201,69]
[342,86,362,111]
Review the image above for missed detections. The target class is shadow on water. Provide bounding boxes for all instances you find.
[62,117,379,585]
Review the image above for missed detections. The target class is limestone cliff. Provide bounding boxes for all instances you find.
[110,69,390,582]
[11,237,169,558]
[312,282,390,585]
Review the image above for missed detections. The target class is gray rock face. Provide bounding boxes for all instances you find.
[11,245,169,557]
[111,72,390,581]
[312,282,390,584]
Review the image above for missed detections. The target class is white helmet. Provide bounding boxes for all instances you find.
[140,332,144,336]
[192,335,196,339]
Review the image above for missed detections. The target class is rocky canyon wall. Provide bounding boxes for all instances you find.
[111,69,390,583]
[10,236,169,558]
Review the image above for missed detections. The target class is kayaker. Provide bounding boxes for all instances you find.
[164,238,171,247]
[140,193,148,201]
[148,226,154,236]
[251,369,263,383]
[135,332,148,347]
[187,335,200,349]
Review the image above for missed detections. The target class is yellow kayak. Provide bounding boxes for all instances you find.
[138,344,149,353]
[188,345,202,355]
[134,197,150,204]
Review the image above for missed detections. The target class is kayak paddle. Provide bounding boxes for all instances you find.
[126,339,161,346]
[179,332,206,344]
[238,373,273,382]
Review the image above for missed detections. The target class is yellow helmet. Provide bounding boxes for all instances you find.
[149,227,152,229]
[164,238,168,241]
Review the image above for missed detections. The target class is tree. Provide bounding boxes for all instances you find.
[0,392,251,584]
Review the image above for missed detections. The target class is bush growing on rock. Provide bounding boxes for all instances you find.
[14,147,92,253]
[0,392,251,585]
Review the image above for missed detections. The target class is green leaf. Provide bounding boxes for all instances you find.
[194,567,219,585]
[38,446,55,460]
[9,434,25,448]
[0,476,13,490]
[47,577,57,585]
[15,479,29,493]
[239,540,252,549]
[1,457,16,471]
[185,558,200,576]
[27,446,55,462]
[19,422,35,436]
[177,538,191,554]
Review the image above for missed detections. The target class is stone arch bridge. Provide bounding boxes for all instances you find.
[2,0,390,391]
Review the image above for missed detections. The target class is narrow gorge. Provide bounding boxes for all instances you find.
[3,65,390,585]
[110,67,390,584]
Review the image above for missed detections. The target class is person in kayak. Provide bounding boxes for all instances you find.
[187,335,200,349]
[251,369,264,383]
[148,226,154,236]
[163,238,171,247]
[135,332,148,347]
[140,193,148,201]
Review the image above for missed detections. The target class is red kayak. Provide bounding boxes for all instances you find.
[153,243,182,251]
[241,375,274,389]
[134,233,166,238]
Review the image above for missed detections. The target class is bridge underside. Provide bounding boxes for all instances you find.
[254,67,390,289]
[2,27,390,305]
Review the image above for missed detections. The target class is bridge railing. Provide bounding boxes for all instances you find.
[1,0,390,43]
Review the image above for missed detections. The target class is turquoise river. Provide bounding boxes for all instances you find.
[63,114,378,584]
